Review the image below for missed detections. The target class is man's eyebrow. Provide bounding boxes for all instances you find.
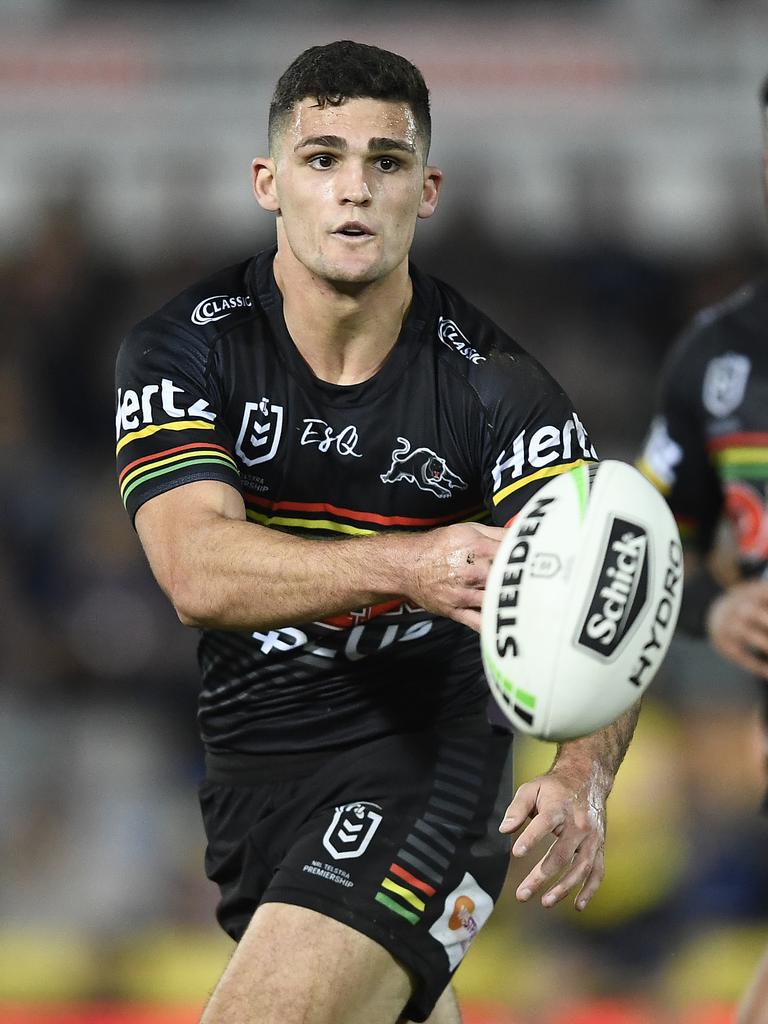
[294,135,347,152]
[369,137,416,155]
[293,135,416,155]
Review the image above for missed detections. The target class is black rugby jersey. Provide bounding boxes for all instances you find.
[115,248,597,755]
[638,278,768,575]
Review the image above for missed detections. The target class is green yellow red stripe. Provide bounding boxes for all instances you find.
[706,433,768,451]
[492,458,592,507]
[374,892,419,925]
[381,878,426,912]
[244,493,489,535]
[245,493,485,528]
[120,446,238,504]
[116,418,215,454]
[389,863,436,896]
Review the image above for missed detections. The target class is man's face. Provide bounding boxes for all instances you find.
[260,97,441,286]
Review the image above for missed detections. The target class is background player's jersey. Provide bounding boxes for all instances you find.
[638,277,768,575]
[115,248,596,755]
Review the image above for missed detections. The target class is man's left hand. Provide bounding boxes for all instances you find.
[499,766,606,912]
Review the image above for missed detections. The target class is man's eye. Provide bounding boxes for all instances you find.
[308,154,335,169]
[376,157,400,172]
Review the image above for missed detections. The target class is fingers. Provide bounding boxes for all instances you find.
[718,641,768,680]
[709,582,768,678]
[515,834,604,909]
[498,781,540,837]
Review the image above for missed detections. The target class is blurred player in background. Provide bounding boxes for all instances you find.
[638,72,768,1024]
[115,40,638,1024]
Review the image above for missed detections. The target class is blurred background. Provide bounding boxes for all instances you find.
[3,1,768,1022]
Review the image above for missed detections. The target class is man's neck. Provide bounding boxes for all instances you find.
[272,245,413,386]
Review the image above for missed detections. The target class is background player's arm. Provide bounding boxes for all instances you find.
[700,550,768,680]
[135,478,504,632]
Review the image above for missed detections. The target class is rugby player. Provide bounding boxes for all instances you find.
[637,73,768,1024]
[115,40,639,1024]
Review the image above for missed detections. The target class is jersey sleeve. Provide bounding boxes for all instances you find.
[636,323,722,554]
[476,349,598,527]
[115,315,241,523]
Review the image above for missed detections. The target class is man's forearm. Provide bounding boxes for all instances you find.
[169,516,416,631]
[550,701,642,799]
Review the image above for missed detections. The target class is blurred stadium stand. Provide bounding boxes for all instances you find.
[3,1,768,1020]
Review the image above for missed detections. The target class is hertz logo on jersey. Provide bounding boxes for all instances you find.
[491,413,597,506]
[115,377,216,439]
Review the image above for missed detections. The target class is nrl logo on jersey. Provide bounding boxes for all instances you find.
[381,437,468,499]
[323,802,383,860]
[437,317,486,364]
[702,352,751,418]
[191,294,253,326]
[235,397,283,466]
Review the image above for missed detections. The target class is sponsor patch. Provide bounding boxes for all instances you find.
[437,317,486,364]
[191,294,253,326]
[300,418,362,457]
[322,801,383,860]
[428,872,493,971]
[491,414,596,499]
[638,416,683,493]
[381,437,467,499]
[115,378,215,438]
[577,517,649,659]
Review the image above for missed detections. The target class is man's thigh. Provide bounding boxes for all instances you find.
[201,903,462,1024]
[200,721,513,1021]
[201,903,412,1024]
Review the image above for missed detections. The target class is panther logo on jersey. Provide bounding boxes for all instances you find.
[380,438,467,499]
[235,397,283,466]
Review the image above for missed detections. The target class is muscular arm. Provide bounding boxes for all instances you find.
[135,479,503,632]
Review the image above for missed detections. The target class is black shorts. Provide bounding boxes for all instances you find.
[199,717,514,1022]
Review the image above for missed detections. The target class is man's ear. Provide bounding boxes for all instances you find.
[252,156,280,213]
[418,165,443,220]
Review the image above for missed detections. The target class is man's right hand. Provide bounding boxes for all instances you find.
[707,578,768,680]
[403,522,505,632]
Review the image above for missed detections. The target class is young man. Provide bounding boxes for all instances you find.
[115,41,638,1024]
[637,73,768,1024]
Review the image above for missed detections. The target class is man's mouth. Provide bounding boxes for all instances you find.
[333,222,374,238]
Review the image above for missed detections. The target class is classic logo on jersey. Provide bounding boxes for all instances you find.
[491,413,596,502]
[428,872,493,971]
[577,517,649,659]
[702,353,751,418]
[322,802,383,860]
[300,418,362,457]
[437,317,486,364]
[235,397,283,466]
[115,378,216,439]
[380,438,467,499]
[191,294,253,326]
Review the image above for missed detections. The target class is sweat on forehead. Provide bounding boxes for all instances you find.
[276,97,422,157]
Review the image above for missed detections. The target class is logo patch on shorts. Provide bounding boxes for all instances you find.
[428,872,493,970]
[322,801,382,860]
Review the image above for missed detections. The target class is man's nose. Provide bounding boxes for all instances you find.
[338,162,372,205]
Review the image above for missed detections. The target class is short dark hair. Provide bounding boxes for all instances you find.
[268,40,431,156]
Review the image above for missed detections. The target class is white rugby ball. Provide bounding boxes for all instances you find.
[481,460,682,741]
